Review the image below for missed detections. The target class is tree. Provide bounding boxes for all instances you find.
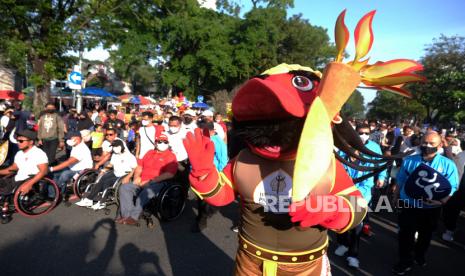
[411,35,465,124]
[0,0,125,113]
[341,90,364,119]
[366,90,426,122]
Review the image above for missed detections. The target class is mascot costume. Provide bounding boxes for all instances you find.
[183,10,424,275]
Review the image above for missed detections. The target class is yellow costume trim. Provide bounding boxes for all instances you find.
[333,196,355,234]
[335,186,358,196]
[239,233,328,258]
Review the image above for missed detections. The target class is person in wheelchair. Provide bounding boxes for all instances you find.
[117,133,178,225]
[76,139,137,210]
[93,127,128,170]
[0,130,48,196]
[49,131,93,195]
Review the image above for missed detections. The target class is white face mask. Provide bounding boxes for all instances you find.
[66,139,76,147]
[112,146,122,154]
[157,143,169,152]
[359,134,370,144]
[169,127,180,134]
[141,120,150,126]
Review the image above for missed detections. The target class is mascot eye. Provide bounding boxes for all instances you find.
[292,76,314,91]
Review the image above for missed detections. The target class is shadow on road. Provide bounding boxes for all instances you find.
[159,197,236,275]
[0,218,162,275]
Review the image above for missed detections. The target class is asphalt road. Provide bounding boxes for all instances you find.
[1,192,465,276]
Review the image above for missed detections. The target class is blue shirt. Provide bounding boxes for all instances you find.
[210,134,228,171]
[397,153,459,208]
[339,140,387,203]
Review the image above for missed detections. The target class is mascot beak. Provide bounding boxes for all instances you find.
[232,73,316,122]
[293,62,361,202]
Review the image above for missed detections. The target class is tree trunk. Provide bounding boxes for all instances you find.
[31,57,51,116]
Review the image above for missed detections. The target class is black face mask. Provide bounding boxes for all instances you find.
[183,117,193,124]
[420,145,438,155]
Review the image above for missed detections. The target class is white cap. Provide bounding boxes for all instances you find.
[184,109,196,116]
[202,110,214,117]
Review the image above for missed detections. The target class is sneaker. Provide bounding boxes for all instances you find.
[334,245,349,256]
[75,198,94,207]
[442,230,454,242]
[91,202,106,210]
[392,263,412,275]
[347,257,359,269]
[362,224,372,236]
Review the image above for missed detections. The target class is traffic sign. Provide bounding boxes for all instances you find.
[68,71,82,89]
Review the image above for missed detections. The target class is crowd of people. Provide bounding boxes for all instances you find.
[0,98,464,275]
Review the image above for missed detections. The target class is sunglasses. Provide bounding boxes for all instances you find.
[17,139,30,143]
[157,141,169,144]
[358,132,370,135]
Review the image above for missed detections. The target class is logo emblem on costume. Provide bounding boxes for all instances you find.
[404,163,451,200]
[253,170,292,213]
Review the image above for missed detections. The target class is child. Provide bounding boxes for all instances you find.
[91,124,104,160]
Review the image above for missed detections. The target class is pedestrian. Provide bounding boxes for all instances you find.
[37,102,65,165]
[392,131,459,275]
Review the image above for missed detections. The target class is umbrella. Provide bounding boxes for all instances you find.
[192,102,209,109]
[81,87,117,98]
[0,90,25,100]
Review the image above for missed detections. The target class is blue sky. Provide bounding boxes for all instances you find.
[239,0,465,104]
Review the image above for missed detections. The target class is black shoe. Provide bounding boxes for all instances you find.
[392,263,412,275]
[414,257,426,267]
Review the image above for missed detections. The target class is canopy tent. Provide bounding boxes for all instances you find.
[192,102,209,109]
[119,95,151,105]
[0,90,25,100]
[81,87,117,98]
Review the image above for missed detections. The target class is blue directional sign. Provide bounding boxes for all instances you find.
[69,71,82,85]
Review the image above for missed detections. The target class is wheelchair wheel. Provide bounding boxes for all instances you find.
[14,178,60,217]
[73,169,98,198]
[156,183,186,221]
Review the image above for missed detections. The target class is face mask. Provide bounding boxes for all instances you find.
[359,134,370,144]
[157,143,169,151]
[183,117,193,124]
[112,146,122,154]
[420,145,438,155]
[141,120,150,126]
[169,127,180,134]
[66,139,76,147]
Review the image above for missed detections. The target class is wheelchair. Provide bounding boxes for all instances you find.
[141,178,188,228]
[0,176,60,224]
[81,169,126,214]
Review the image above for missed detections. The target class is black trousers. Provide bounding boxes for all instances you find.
[336,218,365,257]
[397,207,441,265]
[86,172,118,201]
[0,178,24,195]
[41,138,59,165]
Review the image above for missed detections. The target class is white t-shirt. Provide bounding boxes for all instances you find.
[102,138,128,153]
[214,122,225,140]
[110,150,138,177]
[166,129,188,161]
[69,142,93,171]
[14,146,48,181]
[139,125,156,159]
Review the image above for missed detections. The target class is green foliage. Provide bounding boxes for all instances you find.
[366,90,426,122]
[341,90,365,119]
[411,35,465,124]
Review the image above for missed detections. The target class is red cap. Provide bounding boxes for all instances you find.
[157,133,168,141]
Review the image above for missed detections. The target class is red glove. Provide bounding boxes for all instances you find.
[183,128,215,177]
[289,194,351,230]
